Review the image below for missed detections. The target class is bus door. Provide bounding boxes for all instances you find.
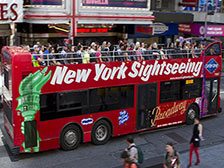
[137,83,157,130]
[205,78,219,114]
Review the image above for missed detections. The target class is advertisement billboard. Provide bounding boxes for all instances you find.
[179,23,224,37]
[82,0,148,8]
[25,0,63,5]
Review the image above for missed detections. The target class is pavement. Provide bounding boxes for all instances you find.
[143,142,224,168]
[1,111,224,168]
[114,112,224,168]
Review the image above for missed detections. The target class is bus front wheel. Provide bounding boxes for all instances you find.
[91,120,111,145]
[60,124,81,150]
[186,104,199,125]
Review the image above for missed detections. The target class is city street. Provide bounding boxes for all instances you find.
[0,75,223,168]
[1,1,224,168]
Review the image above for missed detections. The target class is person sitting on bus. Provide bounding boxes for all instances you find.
[135,42,143,61]
[60,46,69,64]
[127,43,136,61]
[48,47,59,65]
[95,45,103,63]
[159,46,168,59]
[76,45,83,64]
[152,43,161,60]
[32,45,45,67]
[89,42,97,63]
[82,46,90,64]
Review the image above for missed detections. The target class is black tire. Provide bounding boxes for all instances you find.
[91,120,111,145]
[186,104,199,125]
[60,124,81,150]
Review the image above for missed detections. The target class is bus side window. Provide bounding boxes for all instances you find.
[160,81,181,103]
[58,91,87,114]
[181,79,202,99]
[40,93,57,121]
[3,68,9,90]
[89,85,134,113]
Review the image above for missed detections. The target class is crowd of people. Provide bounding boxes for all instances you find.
[27,38,205,67]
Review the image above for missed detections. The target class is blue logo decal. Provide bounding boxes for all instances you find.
[205,59,218,74]
[118,110,129,125]
[81,118,94,125]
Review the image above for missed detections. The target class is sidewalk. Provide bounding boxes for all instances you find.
[115,113,224,168]
[179,142,224,168]
[146,142,224,168]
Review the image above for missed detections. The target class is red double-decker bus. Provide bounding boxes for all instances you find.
[1,41,222,154]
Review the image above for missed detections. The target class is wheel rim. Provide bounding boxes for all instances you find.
[95,125,108,141]
[65,130,77,146]
[188,109,196,120]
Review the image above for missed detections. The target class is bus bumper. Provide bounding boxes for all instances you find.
[0,125,20,155]
[218,108,222,113]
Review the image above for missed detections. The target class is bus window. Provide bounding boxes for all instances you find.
[181,79,202,99]
[40,93,57,121]
[58,91,88,116]
[59,91,87,110]
[3,68,9,90]
[160,81,180,103]
[89,85,134,113]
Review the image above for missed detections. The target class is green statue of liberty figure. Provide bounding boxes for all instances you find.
[16,67,51,152]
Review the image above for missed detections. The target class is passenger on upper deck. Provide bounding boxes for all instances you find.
[82,46,90,64]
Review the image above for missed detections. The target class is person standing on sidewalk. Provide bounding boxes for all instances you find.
[188,117,203,167]
[123,137,138,168]
[163,142,181,168]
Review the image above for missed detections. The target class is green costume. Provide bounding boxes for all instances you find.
[16,67,51,152]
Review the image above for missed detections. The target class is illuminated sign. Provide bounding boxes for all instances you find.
[135,25,153,35]
[180,0,199,7]
[186,79,194,84]
[25,0,63,5]
[0,0,23,23]
[179,23,224,37]
[77,28,112,33]
[82,0,148,8]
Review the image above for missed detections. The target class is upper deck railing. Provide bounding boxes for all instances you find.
[31,48,202,67]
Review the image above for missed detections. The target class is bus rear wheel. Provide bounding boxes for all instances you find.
[60,125,81,150]
[92,120,111,145]
[186,104,199,125]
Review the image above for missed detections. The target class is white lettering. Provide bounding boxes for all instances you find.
[50,60,204,85]
[76,69,92,83]
[102,67,112,80]
[64,70,76,84]
[159,62,166,75]
[178,63,186,74]
[94,64,106,81]
[171,63,179,74]
[193,62,203,76]
[151,61,160,76]
[141,64,153,81]
[117,62,128,79]
[164,63,172,75]
[128,61,140,78]
[50,66,68,85]
[110,67,120,79]
[50,66,92,85]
